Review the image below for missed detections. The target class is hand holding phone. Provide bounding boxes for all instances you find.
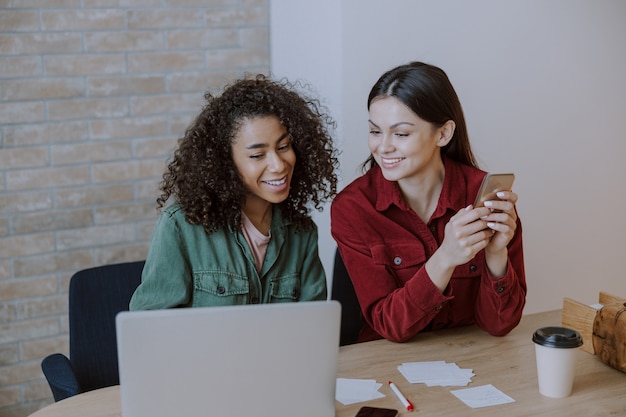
[473,173,515,208]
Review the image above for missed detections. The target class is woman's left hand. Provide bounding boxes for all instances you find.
[482,190,518,254]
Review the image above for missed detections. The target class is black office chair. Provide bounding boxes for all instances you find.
[41,260,145,402]
[331,248,363,346]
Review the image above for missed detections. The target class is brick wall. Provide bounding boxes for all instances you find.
[0,1,269,416]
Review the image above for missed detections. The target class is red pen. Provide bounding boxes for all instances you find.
[388,380,414,411]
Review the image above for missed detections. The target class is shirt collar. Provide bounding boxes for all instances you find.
[373,157,470,214]
[373,166,403,212]
[436,157,470,216]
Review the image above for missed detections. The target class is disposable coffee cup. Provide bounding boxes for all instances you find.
[532,326,583,398]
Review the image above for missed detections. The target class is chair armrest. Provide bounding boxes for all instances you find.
[41,353,82,402]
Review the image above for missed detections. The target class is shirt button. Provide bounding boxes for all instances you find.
[251,297,260,304]
[216,286,226,295]
[429,225,436,233]
[496,285,505,293]
[469,264,477,272]
[435,304,443,311]
[393,256,402,265]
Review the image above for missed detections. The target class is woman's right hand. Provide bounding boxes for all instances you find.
[426,205,493,291]
[441,205,494,265]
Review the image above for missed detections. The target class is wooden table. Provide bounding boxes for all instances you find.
[29,310,626,417]
[336,309,626,416]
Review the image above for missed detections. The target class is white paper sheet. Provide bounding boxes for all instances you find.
[398,361,475,386]
[335,378,386,405]
[450,384,515,408]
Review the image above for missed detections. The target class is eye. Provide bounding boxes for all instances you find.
[369,129,381,135]
[249,153,265,160]
[277,135,293,152]
[395,132,409,138]
[277,142,291,152]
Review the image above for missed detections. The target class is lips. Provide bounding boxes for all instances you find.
[382,157,404,164]
[263,176,287,186]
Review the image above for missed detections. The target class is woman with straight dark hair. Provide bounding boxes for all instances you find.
[331,62,526,343]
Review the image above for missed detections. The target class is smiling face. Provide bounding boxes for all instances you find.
[368,96,453,184]
[231,115,296,212]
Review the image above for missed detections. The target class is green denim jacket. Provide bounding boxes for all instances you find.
[129,205,327,310]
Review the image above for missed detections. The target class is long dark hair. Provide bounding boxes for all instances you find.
[158,74,339,233]
[362,61,478,170]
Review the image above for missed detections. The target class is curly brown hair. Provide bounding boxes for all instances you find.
[157,74,339,233]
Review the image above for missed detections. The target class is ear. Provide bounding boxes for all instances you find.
[436,120,455,147]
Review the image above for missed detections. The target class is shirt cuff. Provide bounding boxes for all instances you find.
[483,259,514,295]
[405,266,454,311]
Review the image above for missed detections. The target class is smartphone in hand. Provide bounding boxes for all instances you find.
[473,173,515,207]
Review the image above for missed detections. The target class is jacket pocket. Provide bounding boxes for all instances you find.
[193,271,249,306]
[371,242,427,285]
[269,273,301,302]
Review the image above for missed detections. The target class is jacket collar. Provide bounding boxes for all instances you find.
[373,157,470,215]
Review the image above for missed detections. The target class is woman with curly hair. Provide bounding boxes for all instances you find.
[130,74,339,310]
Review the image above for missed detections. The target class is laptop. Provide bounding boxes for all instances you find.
[115,300,341,417]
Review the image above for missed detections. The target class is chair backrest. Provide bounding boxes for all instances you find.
[68,260,144,392]
[331,248,363,346]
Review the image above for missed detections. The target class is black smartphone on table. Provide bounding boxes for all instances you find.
[354,406,398,417]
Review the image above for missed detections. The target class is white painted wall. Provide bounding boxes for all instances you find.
[269,0,343,284]
[270,0,626,313]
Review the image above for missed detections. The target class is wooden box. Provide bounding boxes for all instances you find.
[561,291,625,354]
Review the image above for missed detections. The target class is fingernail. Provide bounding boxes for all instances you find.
[484,201,493,207]
[487,222,496,228]
[496,192,506,198]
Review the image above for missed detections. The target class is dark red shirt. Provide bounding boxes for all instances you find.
[330,158,526,343]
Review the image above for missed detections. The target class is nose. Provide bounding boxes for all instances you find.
[377,133,395,154]
[266,151,286,173]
